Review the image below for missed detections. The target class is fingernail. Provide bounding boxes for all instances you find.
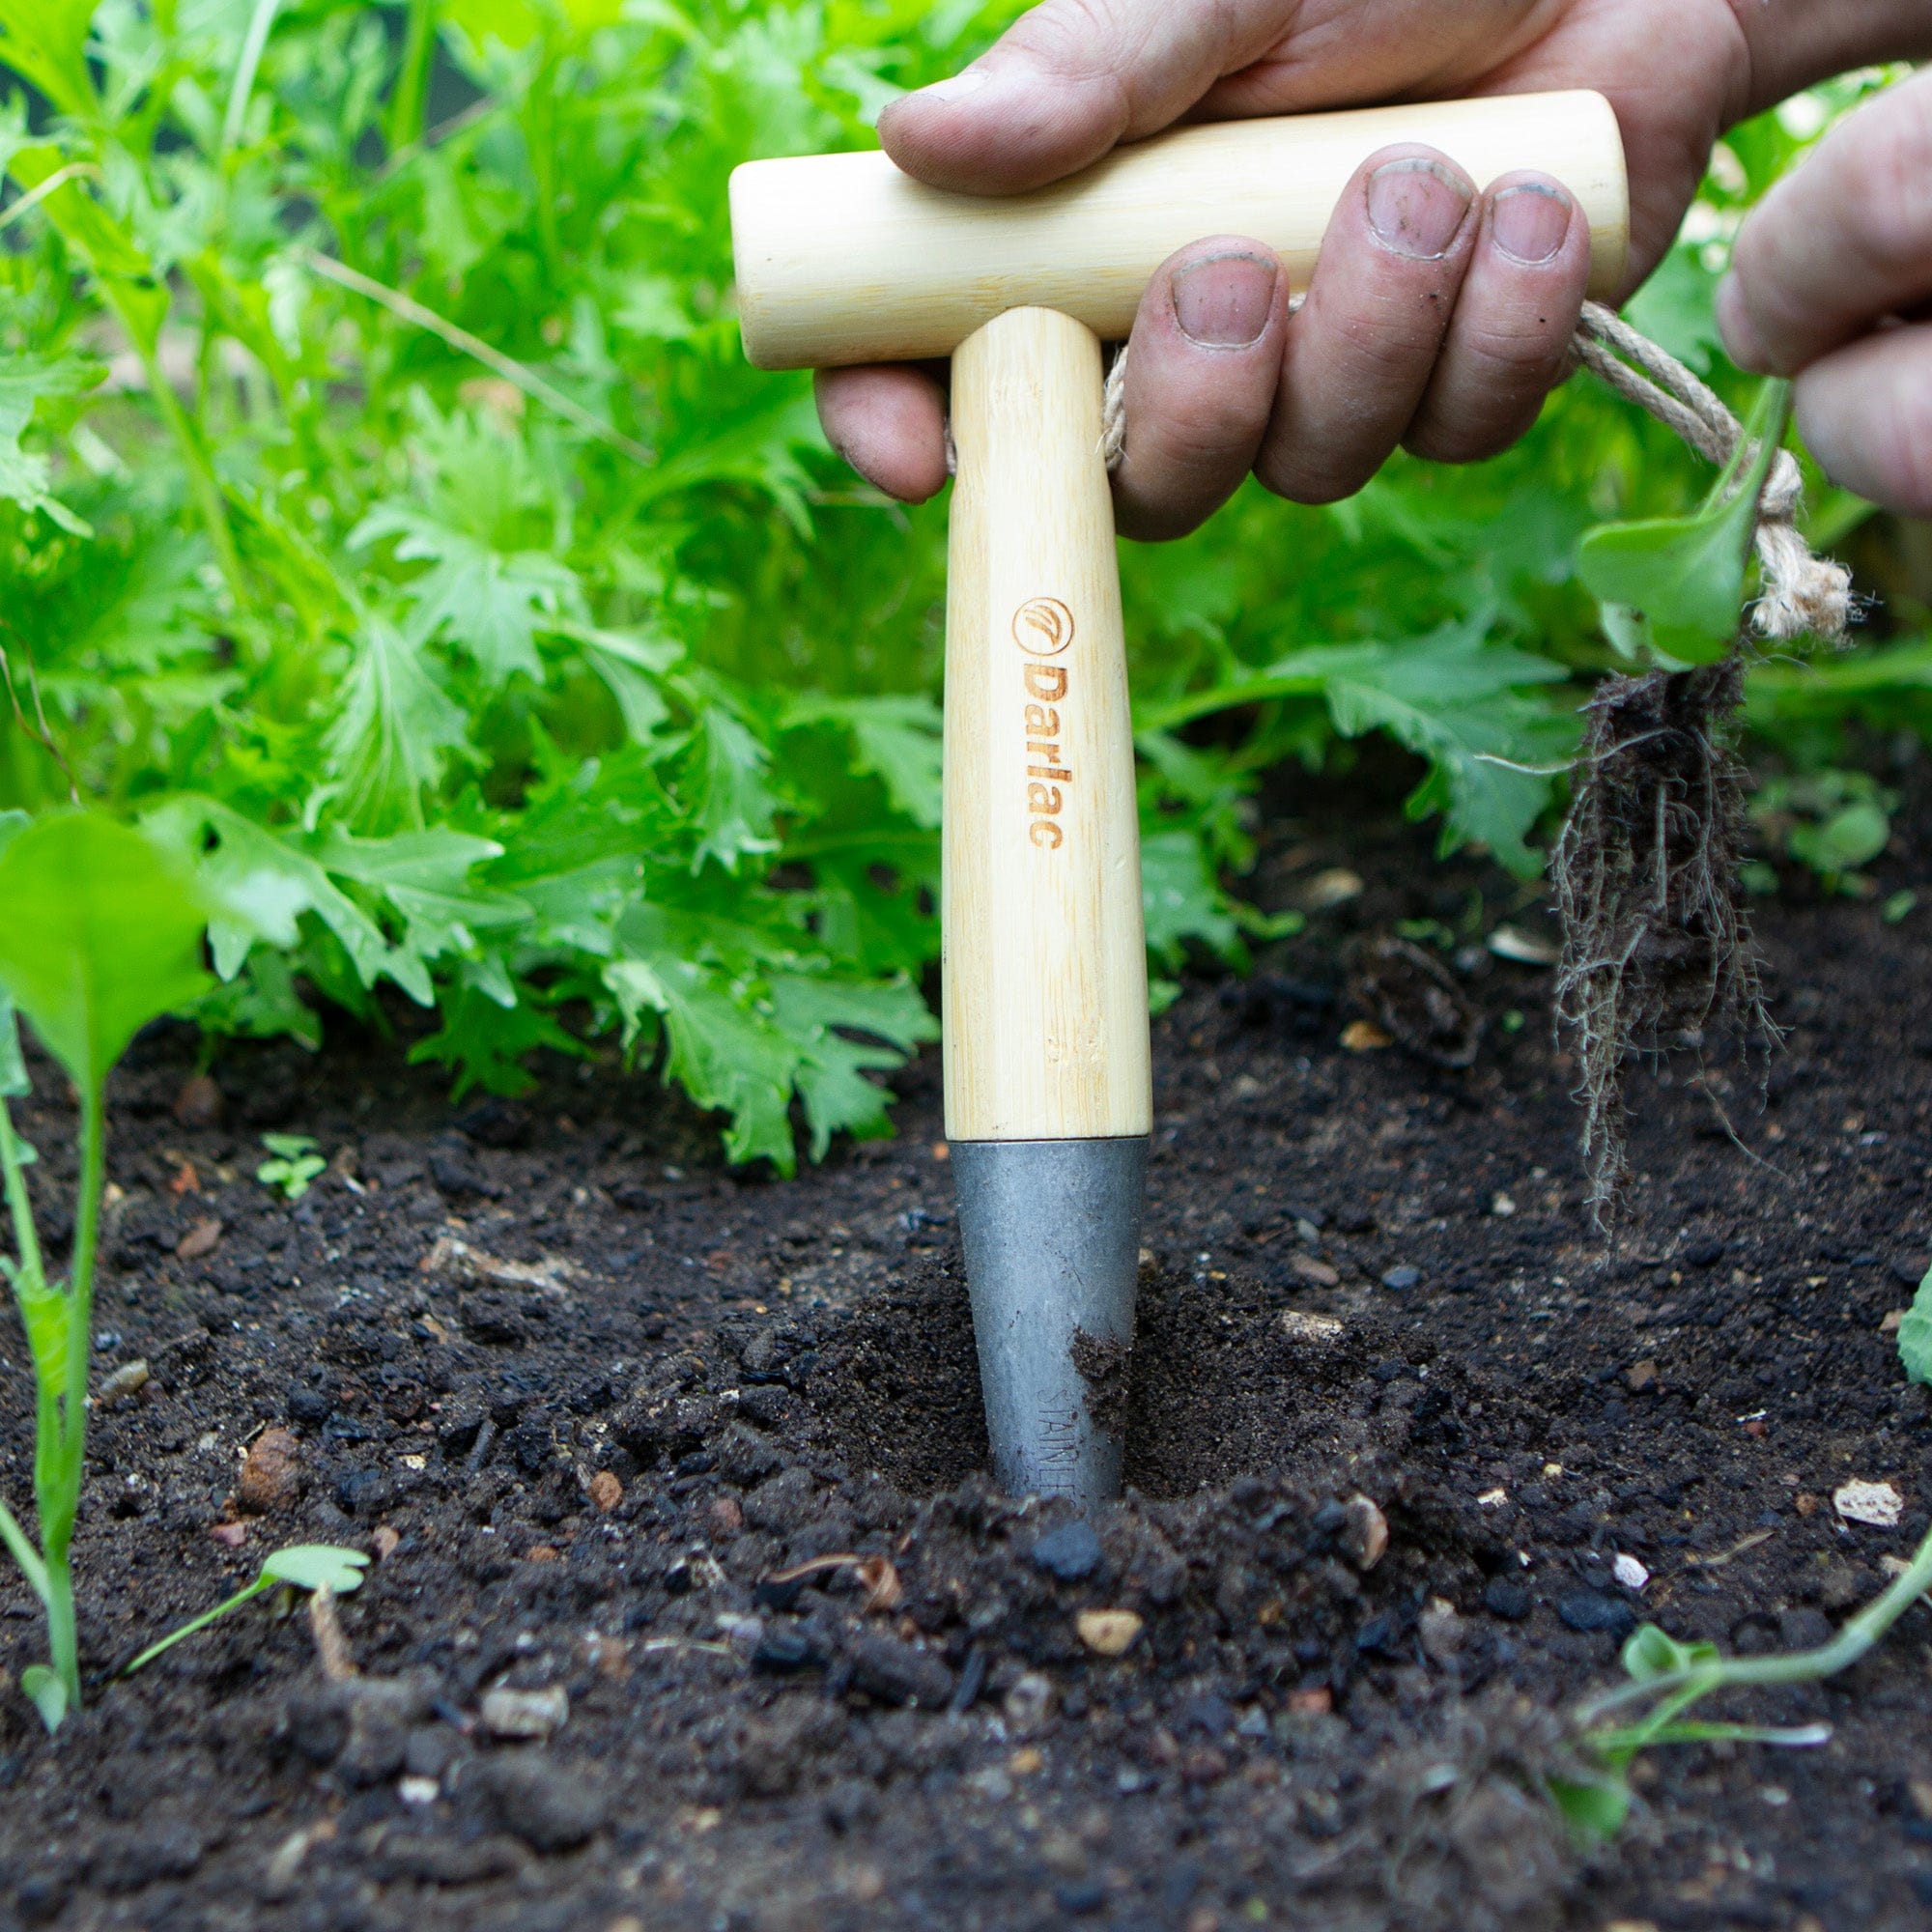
[900,65,994,107]
[1366,158,1471,259]
[1491,183,1571,265]
[1173,251,1279,348]
[1715,273,1775,373]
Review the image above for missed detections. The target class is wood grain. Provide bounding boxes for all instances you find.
[732,90,1629,370]
[942,307,1151,1143]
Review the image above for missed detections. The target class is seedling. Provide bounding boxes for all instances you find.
[0,810,213,1725]
[1558,1521,1932,1839]
[121,1545,369,1678]
[257,1134,326,1201]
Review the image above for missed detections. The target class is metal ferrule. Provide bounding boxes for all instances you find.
[952,1137,1148,1509]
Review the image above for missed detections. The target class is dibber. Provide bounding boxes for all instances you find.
[729,91,1629,1508]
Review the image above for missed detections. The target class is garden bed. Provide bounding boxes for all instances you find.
[4,767,1931,1932]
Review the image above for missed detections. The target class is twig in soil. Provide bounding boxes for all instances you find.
[760,1552,903,1613]
[1550,655,1778,1223]
[309,1582,356,1683]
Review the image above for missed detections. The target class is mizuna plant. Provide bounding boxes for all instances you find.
[0,810,213,1726]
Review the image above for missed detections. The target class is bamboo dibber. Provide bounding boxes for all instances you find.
[730,91,1631,1508]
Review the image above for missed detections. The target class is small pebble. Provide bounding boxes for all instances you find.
[1338,1494,1388,1572]
[1681,1235,1725,1268]
[1611,1552,1649,1592]
[1030,1520,1103,1583]
[480,1685,569,1741]
[1381,1266,1420,1292]
[1556,1590,1637,1638]
[1834,1479,1903,1529]
[587,1470,623,1513]
[370,1524,401,1561]
[1003,1671,1056,1738]
[96,1359,151,1408]
[172,1073,224,1127]
[1483,1578,1532,1622]
[236,1428,302,1514]
[1074,1609,1143,1658]
[175,1216,223,1261]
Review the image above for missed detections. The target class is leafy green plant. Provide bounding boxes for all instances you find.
[257,1132,327,1200]
[0,9,1907,1173]
[122,1544,369,1678]
[0,808,213,1725]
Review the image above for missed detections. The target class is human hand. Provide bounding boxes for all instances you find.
[1719,69,1932,516]
[818,0,1754,537]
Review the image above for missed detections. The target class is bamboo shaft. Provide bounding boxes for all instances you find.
[942,307,1151,1143]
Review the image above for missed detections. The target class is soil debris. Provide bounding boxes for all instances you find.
[1349,934,1484,1067]
[1068,1325,1132,1435]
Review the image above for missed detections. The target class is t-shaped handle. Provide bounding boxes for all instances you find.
[729,94,1630,1507]
[731,91,1629,370]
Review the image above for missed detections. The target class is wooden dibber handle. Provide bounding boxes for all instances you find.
[942,307,1152,1144]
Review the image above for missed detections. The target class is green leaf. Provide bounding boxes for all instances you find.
[1263,623,1575,876]
[1140,826,1242,971]
[353,503,580,686]
[1899,1265,1932,1387]
[1622,1623,1720,1682]
[1548,1771,1631,1845]
[261,1545,370,1594]
[605,952,799,1171]
[0,353,99,534]
[0,0,97,119]
[142,798,436,1007]
[1578,382,1792,666]
[322,617,473,834]
[768,973,936,1160]
[684,705,781,872]
[408,978,588,1099]
[18,1662,67,1735]
[787,695,943,829]
[1789,801,1889,876]
[0,811,212,1093]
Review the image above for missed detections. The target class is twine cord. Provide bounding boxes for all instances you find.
[1098,297,1852,646]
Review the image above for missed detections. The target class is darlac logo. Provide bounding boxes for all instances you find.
[1013,599,1072,849]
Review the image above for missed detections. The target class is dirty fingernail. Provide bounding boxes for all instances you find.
[898,65,994,108]
[1366,158,1471,259]
[1173,251,1279,347]
[1491,183,1572,265]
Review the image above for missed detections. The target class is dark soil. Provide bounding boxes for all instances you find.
[6,762,1932,1932]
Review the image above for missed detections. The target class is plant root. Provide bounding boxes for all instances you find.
[1551,655,1776,1223]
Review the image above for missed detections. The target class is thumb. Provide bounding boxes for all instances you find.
[879,0,1290,195]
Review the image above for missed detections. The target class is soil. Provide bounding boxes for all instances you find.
[6,754,1932,1932]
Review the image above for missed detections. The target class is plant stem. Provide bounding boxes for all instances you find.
[37,1086,105,1712]
[1582,1517,1932,1728]
[122,1576,269,1676]
[386,0,439,156]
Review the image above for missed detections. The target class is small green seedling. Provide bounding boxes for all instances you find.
[0,810,213,1727]
[1557,1519,1932,1841]
[122,1545,369,1678]
[1578,381,1791,668]
[257,1133,326,1201]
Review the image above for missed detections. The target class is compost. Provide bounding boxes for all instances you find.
[3,762,1931,1932]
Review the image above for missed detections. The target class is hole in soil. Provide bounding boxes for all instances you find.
[802,1257,1399,1500]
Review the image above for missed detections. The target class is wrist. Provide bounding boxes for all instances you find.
[1727,0,1932,118]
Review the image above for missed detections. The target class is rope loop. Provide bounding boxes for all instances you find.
[1096,295,1853,646]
